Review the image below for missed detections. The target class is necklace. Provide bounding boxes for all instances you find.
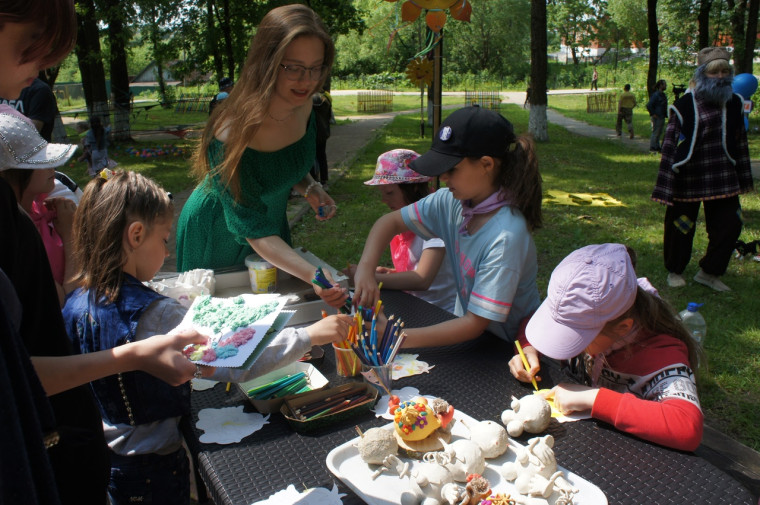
[268,109,295,123]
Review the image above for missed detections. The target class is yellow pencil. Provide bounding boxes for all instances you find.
[514,340,538,390]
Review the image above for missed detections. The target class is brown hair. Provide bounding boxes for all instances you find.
[603,287,705,381]
[0,168,32,200]
[398,181,431,205]
[489,133,543,231]
[72,171,173,303]
[0,0,77,69]
[192,4,334,201]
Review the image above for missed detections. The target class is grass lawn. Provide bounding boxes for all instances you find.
[548,93,760,159]
[57,137,198,195]
[292,105,760,452]
[331,94,464,117]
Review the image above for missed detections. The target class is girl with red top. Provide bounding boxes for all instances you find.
[509,243,703,452]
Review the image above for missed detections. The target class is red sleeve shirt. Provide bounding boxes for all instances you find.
[591,334,703,451]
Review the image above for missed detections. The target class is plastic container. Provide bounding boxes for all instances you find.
[245,254,277,294]
[679,302,706,345]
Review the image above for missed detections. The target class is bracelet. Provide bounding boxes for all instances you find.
[303,180,321,198]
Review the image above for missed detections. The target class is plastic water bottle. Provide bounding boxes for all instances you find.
[679,302,706,345]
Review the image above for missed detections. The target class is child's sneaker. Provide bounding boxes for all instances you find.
[694,269,731,292]
[667,272,686,287]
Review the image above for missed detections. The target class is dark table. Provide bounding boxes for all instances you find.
[185,290,755,505]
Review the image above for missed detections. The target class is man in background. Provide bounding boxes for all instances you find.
[616,84,637,139]
[647,80,668,153]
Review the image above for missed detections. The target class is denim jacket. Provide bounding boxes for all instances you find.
[62,275,190,426]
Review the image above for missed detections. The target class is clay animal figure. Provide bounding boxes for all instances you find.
[400,458,455,505]
[356,427,409,480]
[500,435,578,502]
[440,439,486,482]
[501,395,551,437]
[440,473,492,505]
[461,419,509,458]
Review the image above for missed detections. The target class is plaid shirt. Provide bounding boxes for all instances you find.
[651,93,753,205]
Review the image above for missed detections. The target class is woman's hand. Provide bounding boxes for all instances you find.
[541,383,599,415]
[312,283,349,308]
[305,184,337,221]
[508,344,541,384]
[311,267,349,308]
[305,314,354,346]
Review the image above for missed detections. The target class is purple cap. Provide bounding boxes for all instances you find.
[364,149,429,185]
[526,243,638,359]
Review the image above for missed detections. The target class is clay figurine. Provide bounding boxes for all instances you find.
[500,395,551,437]
[440,439,486,482]
[500,435,578,502]
[400,456,456,505]
[356,427,409,480]
[460,419,509,458]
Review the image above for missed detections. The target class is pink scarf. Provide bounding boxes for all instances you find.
[458,191,511,234]
[30,196,65,285]
[390,231,417,272]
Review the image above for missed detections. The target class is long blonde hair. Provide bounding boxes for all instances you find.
[193,4,334,201]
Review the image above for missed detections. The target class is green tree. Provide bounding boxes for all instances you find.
[444,0,530,78]
[548,0,597,65]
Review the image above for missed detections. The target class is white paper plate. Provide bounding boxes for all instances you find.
[326,411,607,505]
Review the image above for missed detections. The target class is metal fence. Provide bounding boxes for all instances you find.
[356,90,393,112]
[464,90,502,111]
[586,92,617,113]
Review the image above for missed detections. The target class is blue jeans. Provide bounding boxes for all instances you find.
[108,447,190,505]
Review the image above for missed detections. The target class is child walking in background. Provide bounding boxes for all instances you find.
[509,243,703,452]
[345,149,457,313]
[353,106,543,347]
[84,115,110,177]
[62,171,352,505]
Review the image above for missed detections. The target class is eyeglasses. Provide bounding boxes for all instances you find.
[279,63,327,81]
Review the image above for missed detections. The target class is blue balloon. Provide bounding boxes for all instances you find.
[733,73,758,99]
[744,115,749,131]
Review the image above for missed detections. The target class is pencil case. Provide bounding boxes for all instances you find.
[238,362,328,414]
[280,382,378,433]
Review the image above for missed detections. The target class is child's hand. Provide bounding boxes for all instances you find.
[375,266,396,274]
[352,263,380,310]
[305,314,353,346]
[508,344,541,384]
[541,383,599,415]
[135,329,216,386]
[47,197,77,241]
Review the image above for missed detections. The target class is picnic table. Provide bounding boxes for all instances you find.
[184,290,756,505]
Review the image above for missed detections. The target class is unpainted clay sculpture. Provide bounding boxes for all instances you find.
[500,395,551,437]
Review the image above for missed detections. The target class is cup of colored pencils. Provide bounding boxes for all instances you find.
[332,342,361,377]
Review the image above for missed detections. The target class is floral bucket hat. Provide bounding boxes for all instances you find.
[364,149,430,186]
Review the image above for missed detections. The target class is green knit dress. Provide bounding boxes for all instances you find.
[176,114,316,272]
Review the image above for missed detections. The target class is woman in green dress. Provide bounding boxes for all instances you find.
[177,4,347,308]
